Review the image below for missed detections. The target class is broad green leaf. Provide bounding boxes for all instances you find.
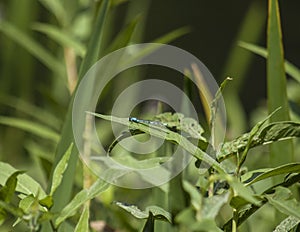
[74,205,90,232]
[229,178,260,206]
[217,121,300,162]
[51,0,110,213]
[32,23,85,57]
[265,186,300,219]
[14,194,41,227]
[19,195,36,213]
[0,162,46,197]
[0,21,66,78]
[239,41,300,84]
[50,143,73,196]
[202,193,229,219]
[114,202,172,223]
[267,0,293,167]
[274,216,300,232]
[54,179,109,227]
[0,116,60,143]
[0,171,25,203]
[90,113,226,174]
[244,163,300,186]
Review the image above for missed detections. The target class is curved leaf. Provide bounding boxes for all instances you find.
[217,121,300,162]
[0,116,60,142]
[89,112,226,174]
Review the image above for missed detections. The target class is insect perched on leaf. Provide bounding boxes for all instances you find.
[129,112,206,141]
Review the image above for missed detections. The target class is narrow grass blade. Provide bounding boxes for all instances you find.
[104,15,140,54]
[267,0,293,167]
[239,41,300,84]
[37,0,67,25]
[50,0,110,213]
[0,95,62,131]
[78,0,110,79]
[0,116,60,142]
[244,163,300,186]
[32,23,85,57]
[0,21,66,78]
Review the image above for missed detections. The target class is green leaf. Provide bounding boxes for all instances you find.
[267,0,293,167]
[38,0,67,25]
[104,15,140,54]
[265,186,300,219]
[0,171,25,203]
[202,193,229,219]
[0,21,66,78]
[114,202,172,223]
[0,116,60,142]
[50,0,110,213]
[229,178,260,206]
[39,196,53,209]
[244,163,300,186]
[74,205,90,232]
[190,219,223,232]
[90,113,226,174]
[50,143,73,196]
[0,162,46,197]
[239,41,300,84]
[217,121,300,162]
[274,216,300,232]
[78,0,110,79]
[0,95,62,131]
[54,179,109,227]
[32,23,86,57]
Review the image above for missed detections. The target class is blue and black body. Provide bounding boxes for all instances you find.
[129,117,168,127]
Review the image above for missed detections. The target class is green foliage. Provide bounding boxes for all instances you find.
[0,0,299,231]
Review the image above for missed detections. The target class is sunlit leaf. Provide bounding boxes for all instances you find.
[0,162,46,197]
